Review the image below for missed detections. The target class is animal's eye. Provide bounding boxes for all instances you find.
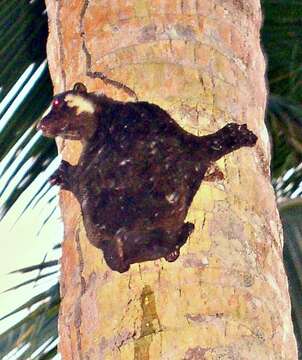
[53,99,60,107]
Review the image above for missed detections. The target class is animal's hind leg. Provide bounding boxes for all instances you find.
[200,123,257,162]
[165,222,194,262]
[122,224,194,265]
[122,228,172,265]
[102,223,195,272]
[49,160,75,191]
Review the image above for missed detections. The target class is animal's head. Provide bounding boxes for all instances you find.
[37,83,98,140]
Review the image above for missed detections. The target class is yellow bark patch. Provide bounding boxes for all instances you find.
[134,0,149,17]
[65,94,95,115]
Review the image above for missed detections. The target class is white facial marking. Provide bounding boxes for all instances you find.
[65,94,95,115]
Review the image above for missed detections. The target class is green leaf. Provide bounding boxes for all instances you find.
[3,271,58,293]
[0,0,48,99]
[36,345,58,360]
[0,68,53,163]
[0,283,59,321]
[279,199,302,357]
[0,284,59,359]
[10,260,59,274]
[267,95,302,181]
[0,140,57,219]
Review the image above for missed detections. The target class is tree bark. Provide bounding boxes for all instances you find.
[45,0,298,358]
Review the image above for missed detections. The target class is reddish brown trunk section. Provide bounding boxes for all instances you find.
[45,0,298,358]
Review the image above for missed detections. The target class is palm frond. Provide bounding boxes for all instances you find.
[0,0,48,100]
[0,255,59,359]
[10,260,59,275]
[0,0,56,217]
[262,0,302,195]
[279,199,302,357]
[0,282,59,359]
[262,1,302,102]
[267,95,302,184]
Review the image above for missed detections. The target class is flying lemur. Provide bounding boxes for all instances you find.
[37,83,257,273]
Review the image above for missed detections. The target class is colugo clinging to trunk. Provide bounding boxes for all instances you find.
[37,83,257,273]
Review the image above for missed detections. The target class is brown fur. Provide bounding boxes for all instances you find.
[37,83,257,273]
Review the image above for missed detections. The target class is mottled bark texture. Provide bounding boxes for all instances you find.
[45,0,298,358]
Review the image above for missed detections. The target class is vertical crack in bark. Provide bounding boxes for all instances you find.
[195,0,199,14]
[59,304,75,360]
[180,0,184,14]
[237,165,242,184]
[56,0,66,90]
[74,227,86,359]
[79,0,137,100]
[134,286,162,359]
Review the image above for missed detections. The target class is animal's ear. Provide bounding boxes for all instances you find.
[73,82,87,94]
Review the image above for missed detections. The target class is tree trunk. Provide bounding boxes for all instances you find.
[45,0,298,358]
